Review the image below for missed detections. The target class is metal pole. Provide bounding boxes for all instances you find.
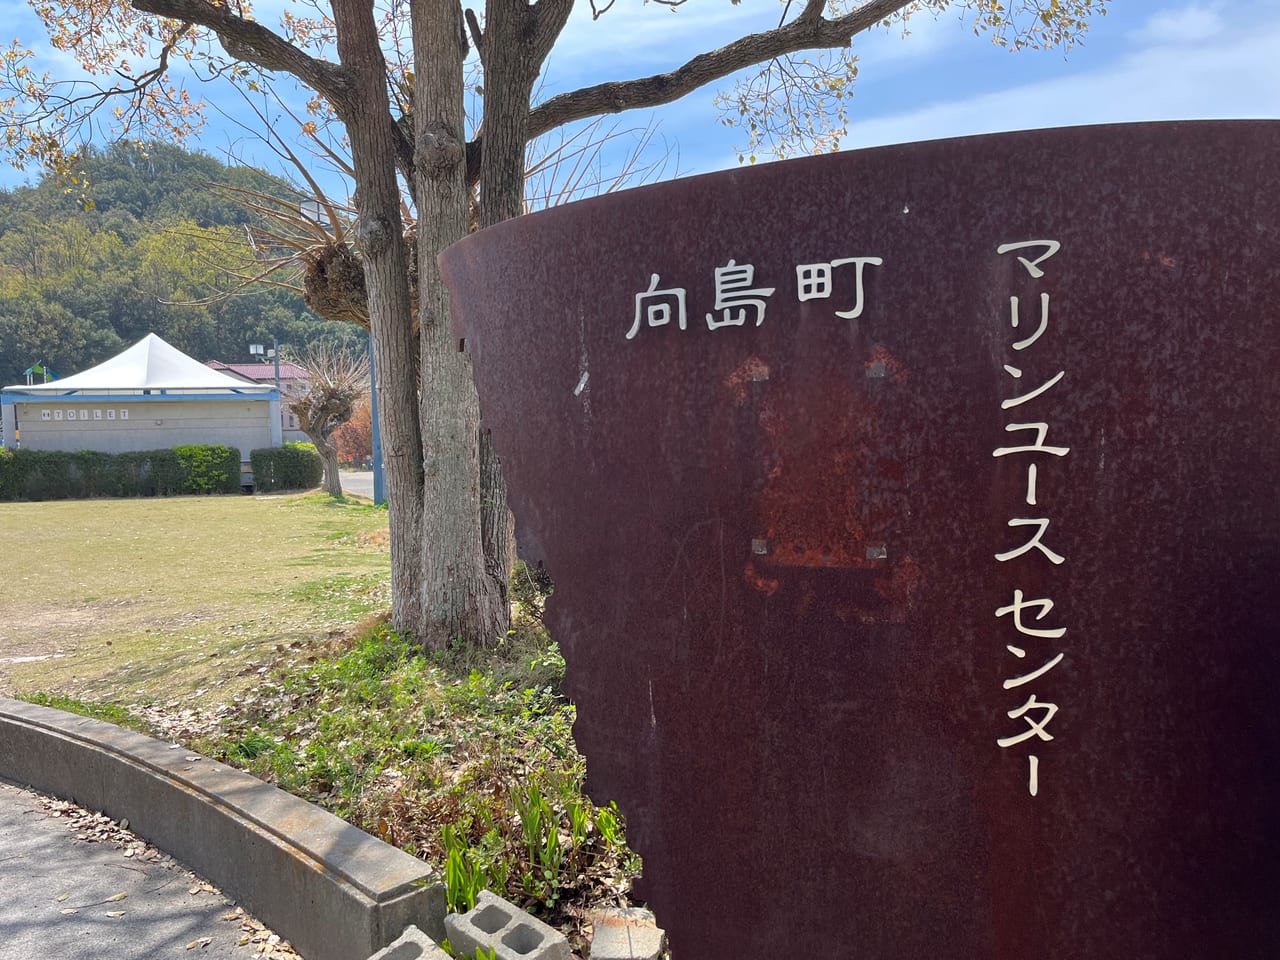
[273,336,281,392]
[368,330,385,505]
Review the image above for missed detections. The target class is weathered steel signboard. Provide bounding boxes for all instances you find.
[440,121,1280,959]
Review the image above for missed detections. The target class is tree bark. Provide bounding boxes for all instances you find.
[332,0,425,634]
[470,0,575,611]
[319,440,343,498]
[473,0,533,616]
[412,0,506,649]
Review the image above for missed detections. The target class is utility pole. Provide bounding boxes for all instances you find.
[368,330,385,505]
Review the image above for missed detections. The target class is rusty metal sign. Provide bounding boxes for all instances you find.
[441,121,1280,960]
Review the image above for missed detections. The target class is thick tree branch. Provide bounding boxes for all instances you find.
[531,0,575,65]
[130,0,356,112]
[527,0,907,137]
[465,8,485,58]
[465,0,912,184]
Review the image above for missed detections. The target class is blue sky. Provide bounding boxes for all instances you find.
[2,0,1278,194]
[537,0,1280,179]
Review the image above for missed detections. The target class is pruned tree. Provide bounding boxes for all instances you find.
[1,0,1106,649]
[285,344,370,498]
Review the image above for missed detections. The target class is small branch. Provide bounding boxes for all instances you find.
[108,22,193,91]
[129,0,355,111]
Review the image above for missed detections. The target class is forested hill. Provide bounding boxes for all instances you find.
[0,142,363,387]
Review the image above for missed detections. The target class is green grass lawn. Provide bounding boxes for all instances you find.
[0,492,390,704]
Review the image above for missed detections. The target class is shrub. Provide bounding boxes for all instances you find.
[174,444,240,494]
[0,449,73,500]
[0,445,242,500]
[250,442,323,493]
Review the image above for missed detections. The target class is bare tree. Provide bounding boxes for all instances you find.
[285,344,370,498]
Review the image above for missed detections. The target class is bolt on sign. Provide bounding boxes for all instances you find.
[441,121,1280,960]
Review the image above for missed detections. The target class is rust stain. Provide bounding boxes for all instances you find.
[722,355,771,405]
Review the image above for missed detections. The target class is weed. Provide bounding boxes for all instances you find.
[227,730,277,760]
[438,941,496,960]
[18,693,153,734]
[508,560,553,618]
[200,620,639,935]
[442,822,484,913]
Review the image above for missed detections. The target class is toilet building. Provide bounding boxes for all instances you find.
[1,334,281,462]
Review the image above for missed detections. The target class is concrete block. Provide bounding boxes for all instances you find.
[0,698,446,960]
[444,890,571,960]
[587,907,666,960]
[366,924,452,960]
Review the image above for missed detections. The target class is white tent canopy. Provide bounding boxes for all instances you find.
[3,334,274,396]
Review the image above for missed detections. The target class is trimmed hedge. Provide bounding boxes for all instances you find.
[249,442,323,493]
[174,444,240,494]
[0,445,241,501]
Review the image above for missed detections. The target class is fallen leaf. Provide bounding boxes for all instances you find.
[105,910,126,918]
[103,893,128,903]
[56,893,69,902]
[61,908,78,915]
[185,937,212,950]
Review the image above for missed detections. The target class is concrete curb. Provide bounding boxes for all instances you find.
[0,698,445,960]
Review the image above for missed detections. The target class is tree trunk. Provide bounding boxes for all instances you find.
[333,0,425,634]
[412,0,506,649]
[471,0,571,603]
[471,1,530,613]
[479,435,513,597]
[318,439,343,498]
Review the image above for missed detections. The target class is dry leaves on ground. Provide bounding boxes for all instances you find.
[34,791,301,959]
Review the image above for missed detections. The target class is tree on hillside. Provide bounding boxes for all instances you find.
[1,0,1105,649]
[285,343,370,497]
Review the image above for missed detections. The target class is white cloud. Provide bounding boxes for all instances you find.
[545,0,778,80]
[1139,3,1227,45]
[852,6,971,69]
[837,15,1280,153]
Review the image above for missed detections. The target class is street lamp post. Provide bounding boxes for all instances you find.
[249,339,281,391]
[250,340,284,448]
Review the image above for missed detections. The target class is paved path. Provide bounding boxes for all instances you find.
[339,470,374,500]
[0,781,297,960]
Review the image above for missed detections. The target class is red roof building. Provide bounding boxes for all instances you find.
[206,360,309,442]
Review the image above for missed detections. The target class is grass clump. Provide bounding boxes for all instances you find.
[18,692,153,734]
[195,612,638,937]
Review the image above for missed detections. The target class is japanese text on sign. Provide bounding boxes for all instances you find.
[992,239,1068,798]
[627,256,883,340]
